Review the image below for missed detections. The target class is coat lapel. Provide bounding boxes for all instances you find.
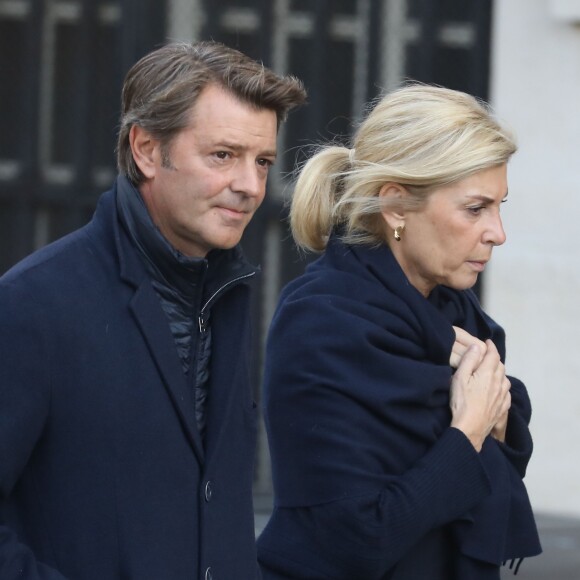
[109,189,205,464]
[129,282,205,463]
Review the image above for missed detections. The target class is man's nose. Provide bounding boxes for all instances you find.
[231,160,265,198]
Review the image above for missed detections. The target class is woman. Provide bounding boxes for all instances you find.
[257,85,541,579]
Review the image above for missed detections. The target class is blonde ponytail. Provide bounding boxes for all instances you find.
[290,146,351,252]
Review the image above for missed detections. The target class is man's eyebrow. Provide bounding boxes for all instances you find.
[212,141,277,158]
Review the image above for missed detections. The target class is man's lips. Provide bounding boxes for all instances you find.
[216,206,249,219]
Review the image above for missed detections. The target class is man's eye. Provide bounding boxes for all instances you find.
[257,158,274,168]
[215,151,230,160]
[467,206,483,216]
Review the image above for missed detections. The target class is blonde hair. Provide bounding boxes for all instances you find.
[290,84,517,252]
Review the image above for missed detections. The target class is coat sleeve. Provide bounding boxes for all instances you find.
[445,291,541,564]
[493,375,534,478]
[258,428,491,579]
[0,282,69,580]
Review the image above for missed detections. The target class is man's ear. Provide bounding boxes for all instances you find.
[129,125,158,180]
[378,182,407,231]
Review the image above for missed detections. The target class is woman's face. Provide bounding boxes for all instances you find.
[387,164,508,297]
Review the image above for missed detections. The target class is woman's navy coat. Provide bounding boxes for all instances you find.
[258,236,541,579]
[0,182,260,579]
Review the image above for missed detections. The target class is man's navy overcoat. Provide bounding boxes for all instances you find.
[0,183,260,579]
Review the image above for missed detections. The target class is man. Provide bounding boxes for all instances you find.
[0,41,306,579]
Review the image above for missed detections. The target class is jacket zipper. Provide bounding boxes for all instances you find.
[197,271,256,333]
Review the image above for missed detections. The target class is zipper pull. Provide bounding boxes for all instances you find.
[198,315,206,334]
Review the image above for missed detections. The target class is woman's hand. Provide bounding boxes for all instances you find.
[450,327,511,443]
[490,406,510,443]
[449,340,511,452]
[449,326,487,369]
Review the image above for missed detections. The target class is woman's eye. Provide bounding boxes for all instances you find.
[467,206,483,216]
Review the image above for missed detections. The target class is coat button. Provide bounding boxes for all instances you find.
[205,566,213,580]
[204,480,213,502]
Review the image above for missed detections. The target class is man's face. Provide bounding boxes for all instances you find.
[136,83,278,257]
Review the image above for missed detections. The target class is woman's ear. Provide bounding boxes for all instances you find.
[378,183,407,231]
[129,125,158,180]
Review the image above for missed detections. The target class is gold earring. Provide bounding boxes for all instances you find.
[394,225,405,242]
